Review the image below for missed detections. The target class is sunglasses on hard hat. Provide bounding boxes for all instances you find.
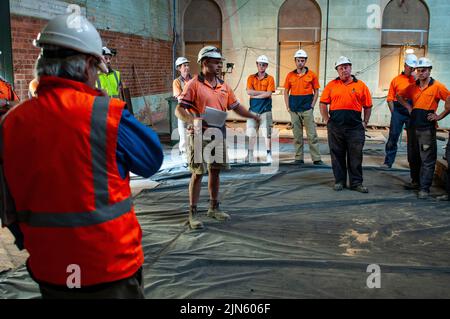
[204,47,221,54]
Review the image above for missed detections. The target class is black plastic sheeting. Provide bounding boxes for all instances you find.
[1,164,450,298]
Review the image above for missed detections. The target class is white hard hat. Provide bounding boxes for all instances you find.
[417,57,432,68]
[294,49,308,58]
[256,55,269,64]
[102,46,113,56]
[404,54,418,68]
[197,46,223,63]
[175,57,190,67]
[33,14,107,72]
[335,56,352,69]
[34,14,103,60]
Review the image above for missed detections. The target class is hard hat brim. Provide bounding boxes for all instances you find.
[335,63,352,70]
[197,52,224,63]
[34,32,103,60]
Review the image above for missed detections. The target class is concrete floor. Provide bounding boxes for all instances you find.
[1,124,448,274]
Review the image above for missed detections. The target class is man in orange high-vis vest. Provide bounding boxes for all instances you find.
[398,57,449,199]
[382,54,417,168]
[320,56,372,193]
[173,57,192,161]
[0,14,163,299]
[283,49,323,165]
[246,55,275,163]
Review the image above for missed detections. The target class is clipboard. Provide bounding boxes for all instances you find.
[203,106,227,127]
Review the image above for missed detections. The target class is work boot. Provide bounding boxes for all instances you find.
[189,206,204,229]
[404,181,420,190]
[350,185,369,193]
[436,194,449,201]
[418,191,429,200]
[207,203,230,221]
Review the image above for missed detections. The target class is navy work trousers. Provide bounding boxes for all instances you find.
[327,121,365,188]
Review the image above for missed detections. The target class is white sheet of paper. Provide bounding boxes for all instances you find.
[203,106,227,127]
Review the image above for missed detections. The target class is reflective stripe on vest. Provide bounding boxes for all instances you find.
[111,71,120,98]
[16,96,132,228]
[112,71,120,88]
[16,198,132,227]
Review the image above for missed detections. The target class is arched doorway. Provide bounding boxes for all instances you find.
[183,0,222,75]
[278,0,321,86]
[379,0,429,90]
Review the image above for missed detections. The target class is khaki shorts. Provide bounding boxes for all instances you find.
[187,132,230,175]
[246,111,273,138]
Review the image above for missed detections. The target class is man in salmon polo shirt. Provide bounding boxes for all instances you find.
[176,46,260,229]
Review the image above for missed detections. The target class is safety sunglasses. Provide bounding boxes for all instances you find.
[204,47,222,54]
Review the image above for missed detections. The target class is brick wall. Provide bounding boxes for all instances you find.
[10,15,45,99]
[99,30,173,98]
[10,0,172,40]
[10,14,172,100]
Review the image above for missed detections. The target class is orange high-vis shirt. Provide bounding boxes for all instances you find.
[399,78,449,112]
[386,73,416,102]
[320,76,373,112]
[0,79,20,102]
[179,74,239,117]
[173,79,183,98]
[173,76,191,98]
[247,73,275,94]
[284,68,320,95]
